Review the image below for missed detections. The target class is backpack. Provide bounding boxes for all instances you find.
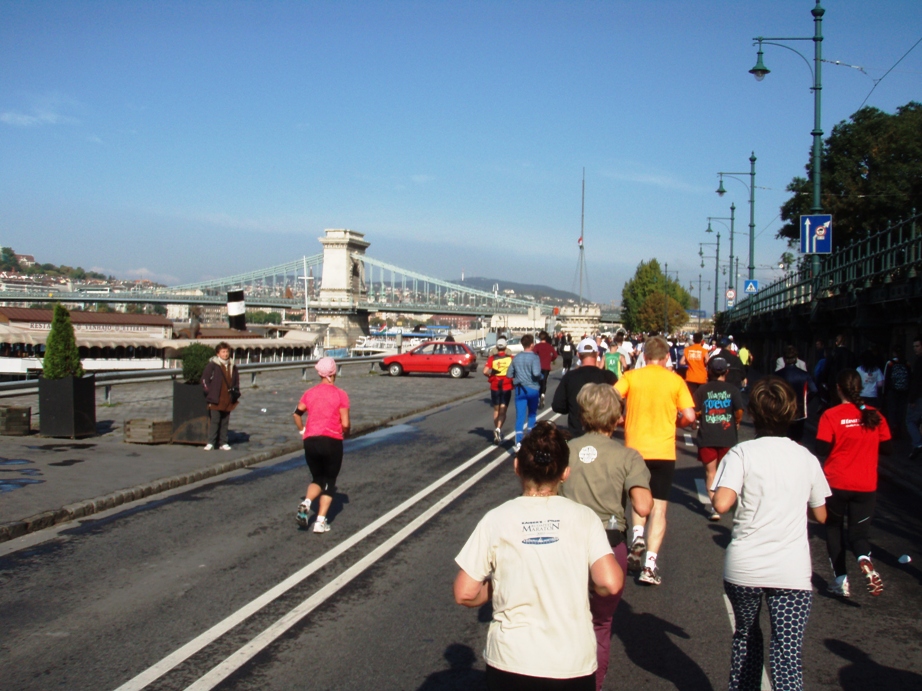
[890,362,910,392]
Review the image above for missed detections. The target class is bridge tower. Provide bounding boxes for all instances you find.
[318,229,370,347]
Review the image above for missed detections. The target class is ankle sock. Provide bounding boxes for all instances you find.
[644,552,658,570]
[632,526,645,543]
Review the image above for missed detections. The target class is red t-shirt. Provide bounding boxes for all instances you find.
[299,383,350,440]
[486,353,514,391]
[532,341,558,370]
[816,403,891,491]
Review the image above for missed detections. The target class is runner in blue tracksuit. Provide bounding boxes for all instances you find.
[505,333,543,451]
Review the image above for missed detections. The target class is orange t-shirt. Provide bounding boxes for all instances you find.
[615,365,695,461]
[683,343,708,384]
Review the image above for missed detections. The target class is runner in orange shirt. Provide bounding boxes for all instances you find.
[615,336,696,585]
[680,331,709,396]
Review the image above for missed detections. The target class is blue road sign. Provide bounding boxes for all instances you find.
[800,214,833,254]
[744,280,759,294]
[727,298,735,308]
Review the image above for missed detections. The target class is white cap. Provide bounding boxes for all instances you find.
[577,337,598,354]
[496,338,507,348]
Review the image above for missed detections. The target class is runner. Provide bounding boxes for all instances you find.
[552,338,617,438]
[560,383,652,691]
[615,336,696,585]
[293,357,351,534]
[679,332,708,396]
[712,377,830,691]
[532,331,559,407]
[483,338,514,444]
[692,357,744,520]
[559,333,575,374]
[816,369,892,597]
[505,334,543,452]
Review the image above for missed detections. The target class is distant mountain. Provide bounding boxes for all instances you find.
[449,276,585,303]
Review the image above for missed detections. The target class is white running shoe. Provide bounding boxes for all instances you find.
[313,519,330,534]
[219,444,232,451]
[203,444,214,451]
[859,557,883,596]
[493,428,502,445]
[513,443,521,453]
[830,576,851,598]
[639,565,662,585]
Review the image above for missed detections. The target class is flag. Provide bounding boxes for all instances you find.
[578,236,583,247]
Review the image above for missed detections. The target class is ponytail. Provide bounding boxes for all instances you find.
[837,369,881,429]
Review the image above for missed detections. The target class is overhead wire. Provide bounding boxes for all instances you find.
[858,36,922,109]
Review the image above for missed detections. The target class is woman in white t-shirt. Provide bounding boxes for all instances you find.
[712,376,831,691]
[856,350,884,408]
[453,422,622,691]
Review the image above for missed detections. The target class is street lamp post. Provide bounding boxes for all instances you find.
[750,0,825,278]
[716,154,756,281]
[699,233,721,315]
[706,203,737,295]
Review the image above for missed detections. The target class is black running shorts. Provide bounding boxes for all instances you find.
[303,436,343,496]
[645,460,676,500]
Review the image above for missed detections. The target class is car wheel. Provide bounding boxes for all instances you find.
[388,363,404,377]
[449,364,464,379]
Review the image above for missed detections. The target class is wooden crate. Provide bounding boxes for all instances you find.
[0,406,31,436]
[124,419,173,445]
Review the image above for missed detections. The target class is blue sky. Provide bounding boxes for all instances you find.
[2,1,920,309]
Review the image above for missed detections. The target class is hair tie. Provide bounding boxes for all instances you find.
[533,450,553,466]
[859,404,866,410]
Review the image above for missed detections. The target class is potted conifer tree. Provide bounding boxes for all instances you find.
[39,304,96,438]
[172,342,214,444]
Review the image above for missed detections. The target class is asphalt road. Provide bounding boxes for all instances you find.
[2,375,921,690]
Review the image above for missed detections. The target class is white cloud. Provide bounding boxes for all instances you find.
[122,267,180,284]
[0,108,79,127]
[600,168,704,194]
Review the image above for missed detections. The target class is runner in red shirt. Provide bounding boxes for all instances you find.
[483,339,514,444]
[816,369,892,597]
[532,331,558,407]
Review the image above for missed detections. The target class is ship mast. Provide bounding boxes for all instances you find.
[578,167,585,307]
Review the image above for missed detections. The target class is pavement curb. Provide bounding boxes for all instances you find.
[0,389,482,544]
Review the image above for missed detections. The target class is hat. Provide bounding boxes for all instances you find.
[708,357,729,376]
[315,357,338,378]
[719,336,731,347]
[577,337,598,354]
[496,338,507,349]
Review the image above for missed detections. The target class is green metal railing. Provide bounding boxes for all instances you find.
[724,211,921,321]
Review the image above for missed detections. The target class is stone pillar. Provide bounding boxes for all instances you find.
[318,229,370,348]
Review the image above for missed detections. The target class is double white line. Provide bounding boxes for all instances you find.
[116,413,557,691]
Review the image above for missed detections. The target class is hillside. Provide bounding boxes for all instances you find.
[449,276,586,304]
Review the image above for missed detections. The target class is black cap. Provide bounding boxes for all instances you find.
[708,357,730,376]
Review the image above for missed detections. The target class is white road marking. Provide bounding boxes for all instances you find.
[722,594,773,690]
[684,432,694,447]
[115,412,557,691]
[694,479,711,507]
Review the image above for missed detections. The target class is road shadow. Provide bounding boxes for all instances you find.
[416,644,486,691]
[96,419,116,435]
[825,639,922,690]
[228,429,251,444]
[468,426,497,444]
[612,599,715,691]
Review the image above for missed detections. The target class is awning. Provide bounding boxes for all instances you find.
[160,336,320,356]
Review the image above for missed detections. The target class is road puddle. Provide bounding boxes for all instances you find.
[0,458,44,492]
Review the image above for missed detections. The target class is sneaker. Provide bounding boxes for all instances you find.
[639,565,662,585]
[859,558,884,596]
[296,503,310,528]
[219,444,232,451]
[513,443,521,453]
[493,428,502,445]
[627,538,646,573]
[313,519,330,534]
[708,510,721,522]
[203,444,214,451]
[539,394,546,407]
[829,577,851,598]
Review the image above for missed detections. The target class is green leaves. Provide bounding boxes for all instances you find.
[621,259,691,332]
[42,304,84,380]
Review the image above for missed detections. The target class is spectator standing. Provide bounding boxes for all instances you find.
[711,377,830,691]
[201,342,240,451]
[506,334,543,452]
[483,338,514,445]
[816,369,891,597]
[532,331,559,407]
[552,338,617,438]
[615,336,696,585]
[453,422,622,691]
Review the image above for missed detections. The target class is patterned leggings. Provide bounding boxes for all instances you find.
[724,582,812,691]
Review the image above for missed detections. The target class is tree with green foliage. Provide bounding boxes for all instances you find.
[42,304,84,379]
[621,259,692,332]
[635,293,688,334]
[246,310,282,325]
[778,102,922,249]
[0,247,21,273]
[180,343,215,384]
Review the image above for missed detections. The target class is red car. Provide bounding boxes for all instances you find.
[380,341,478,378]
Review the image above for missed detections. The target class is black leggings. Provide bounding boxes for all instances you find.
[303,436,343,496]
[486,666,594,691]
[825,488,876,577]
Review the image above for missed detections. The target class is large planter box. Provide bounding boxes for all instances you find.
[38,375,97,439]
[0,406,32,436]
[172,381,209,445]
[125,419,172,444]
